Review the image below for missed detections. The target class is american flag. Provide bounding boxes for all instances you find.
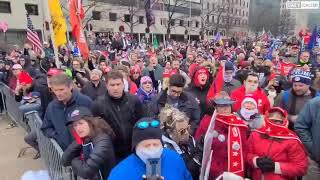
[26,13,42,54]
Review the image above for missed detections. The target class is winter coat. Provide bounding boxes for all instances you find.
[91,92,144,161]
[195,114,248,179]
[162,135,202,179]
[32,74,52,118]
[230,86,271,114]
[295,97,320,164]
[81,81,107,101]
[41,91,93,150]
[62,134,116,180]
[151,90,201,134]
[222,79,242,95]
[247,132,308,180]
[143,64,164,82]
[135,88,156,117]
[185,82,211,119]
[108,148,193,180]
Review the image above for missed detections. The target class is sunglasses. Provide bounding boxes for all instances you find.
[143,81,152,85]
[136,120,160,129]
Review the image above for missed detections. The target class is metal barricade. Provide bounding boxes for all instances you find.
[25,111,76,180]
[0,83,29,131]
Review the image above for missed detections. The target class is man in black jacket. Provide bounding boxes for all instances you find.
[41,73,92,150]
[81,69,106,101]
[91,70,144,161]
[151,74,200,134]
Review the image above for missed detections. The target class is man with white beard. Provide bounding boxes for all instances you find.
[230,72,271,114]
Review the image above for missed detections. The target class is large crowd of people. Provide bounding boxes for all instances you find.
[0,32,320,180]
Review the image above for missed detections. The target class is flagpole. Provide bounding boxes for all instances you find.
[40,0,47,42]
[45,0,61,68]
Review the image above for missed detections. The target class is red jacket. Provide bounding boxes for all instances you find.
[129,81,138,95]
[247,132,308,180]
[195,114,248,179]
[230,86,271,114]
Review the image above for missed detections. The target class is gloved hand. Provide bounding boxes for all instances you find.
[256,156,275,173]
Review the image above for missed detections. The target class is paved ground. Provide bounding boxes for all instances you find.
[0,115,44,180]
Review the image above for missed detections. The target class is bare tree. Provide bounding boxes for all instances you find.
[118,0,143,35]
[60,0,101,29]
[162,0,188,38]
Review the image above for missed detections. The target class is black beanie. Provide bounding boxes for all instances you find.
[132,117,163,151]
[225,61,235,71]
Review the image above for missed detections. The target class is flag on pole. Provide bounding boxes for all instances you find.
[215,32,223,45]
[307,26,318,50]
[153,35,159,49]
[69,0,89,60]
[26,13,42,54]
[206,64,225,103]
[48,0,67,47]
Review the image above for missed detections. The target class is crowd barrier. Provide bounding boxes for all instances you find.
[0,83,84,180]
[0,83,29,131]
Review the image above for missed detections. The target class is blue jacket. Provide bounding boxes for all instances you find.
[41,90,92,150]
[295,96,320,163]
[108,148,193,180]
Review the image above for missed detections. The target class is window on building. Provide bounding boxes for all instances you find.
[179,19,184,26]
[235,9,237,15]
[92,11,101,20]
[212,4,215,10]
[187,21,191,27]
[0,1,11,13]
[139,16,144,24]
[25,4,38,15]
[231,8,233,14]
[240,0,241,6]
[242,10,244,16]
[212,16,215,23]
[195,21,199,28]
[246,12,248,17]
[109,13,117,21]
[247,2,249,8]
[207,2,210,10]
[124,14,130,22]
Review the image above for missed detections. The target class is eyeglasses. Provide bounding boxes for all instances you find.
[170,88,183,96]
[136,120,160,129]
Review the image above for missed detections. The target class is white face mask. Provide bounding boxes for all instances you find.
[136,146,163,164]
[224,74,233,82]
[240,108,258,121]
[244,83,258,93]
[123,78,129,92]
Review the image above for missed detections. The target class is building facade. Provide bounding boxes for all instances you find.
[0,0,46,48]
[0,0,250,48]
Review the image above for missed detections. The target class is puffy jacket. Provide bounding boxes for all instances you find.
[62,133,116,180]
[247,132,308,180]
[151,90,201,134]
[41,90,93,150]
[108,148,193,180]
[81,81,107,101]
[230,86,271,114]
[91,92,144,161]
[295,97,320,163]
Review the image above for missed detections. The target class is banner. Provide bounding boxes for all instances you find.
[200,110,216,180]
[48,0,67,47]
[69,0,89,60]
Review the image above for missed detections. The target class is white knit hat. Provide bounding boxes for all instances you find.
[241,97,257,108]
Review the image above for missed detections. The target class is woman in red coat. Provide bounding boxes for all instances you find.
[195,92,248,179]
[247,107,308,180]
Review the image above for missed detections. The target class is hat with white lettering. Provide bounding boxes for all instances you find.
[292,69,312,85]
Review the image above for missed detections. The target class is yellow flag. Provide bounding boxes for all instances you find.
[48,0,67,47]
